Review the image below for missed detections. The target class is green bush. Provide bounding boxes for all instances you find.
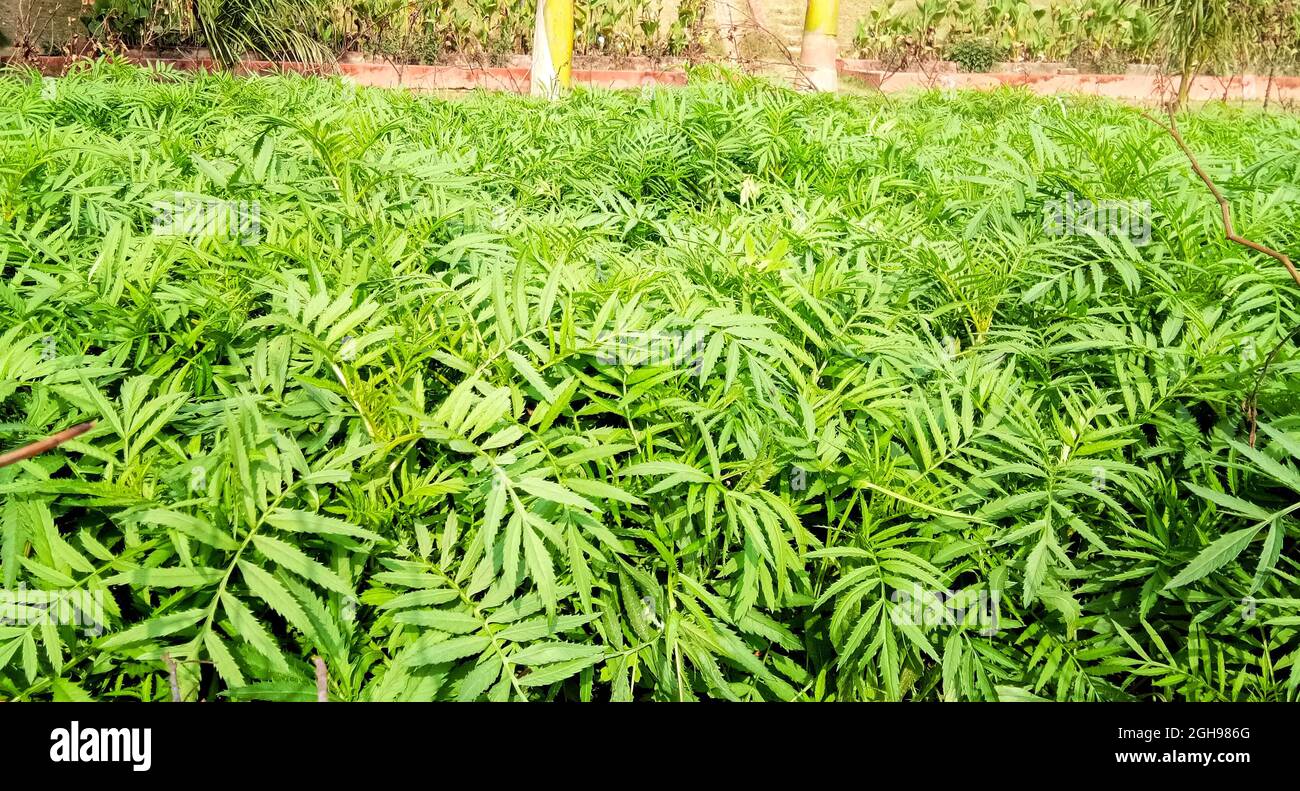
[850,0,1162,70]
[947,37,1003,72]
[2,64,1299,701]
[79,0,705,63]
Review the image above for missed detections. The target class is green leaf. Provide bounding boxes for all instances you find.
[203,630,246,687]
[510,641,604,666]
[523,525,557,619]
[220,593,292,675]
[265,509,384,542]
[238,561,319,641]
[252,534,353,595]
[518,653,605,686]
[130,510,238,551]
[103,567,224,588]
[1163,527,1260,591]
[561,477,646,506]
[393,608,481,633]
[407,635,491,666]
[517,477,599,511]
[98,608,205,650]
[506,349,555,401]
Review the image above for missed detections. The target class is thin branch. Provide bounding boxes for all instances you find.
[1140,104,1300,446]
[0,421,95,469]
[711,0,820,91]
[1140,105,1300,287]
[313,655,328,702]
[1243,326,1300,447]
[163,652,181,702]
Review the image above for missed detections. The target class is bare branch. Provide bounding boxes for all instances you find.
[314,655,328,702]
[1140,105,1300,287]
[1243,327,1300,447]
[1140,104,1300,446]
[163,652,181,702]
[0,421,96,469]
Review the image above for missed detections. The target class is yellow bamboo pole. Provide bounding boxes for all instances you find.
[799,0,840,92]
[531,0,574,99]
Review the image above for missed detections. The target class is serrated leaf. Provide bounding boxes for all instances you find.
[1163,527,1260,591]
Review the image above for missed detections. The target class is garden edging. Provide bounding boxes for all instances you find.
[5,53,1299,102]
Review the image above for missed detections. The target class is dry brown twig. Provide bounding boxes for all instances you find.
[163,652,181,702]
[314,655,328,702]
[1140,102,1300,447]
[0,421,96,469]
[709,0,820,92]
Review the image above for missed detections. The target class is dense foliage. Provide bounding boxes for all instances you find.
[852,0,1156,68]
[2,62,1299,701]
[946,37,1004,72]
[80,0,706,63]
[852,0,1300,74]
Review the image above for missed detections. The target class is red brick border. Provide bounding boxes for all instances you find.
[4,54,1296,103]
[840,64,1300,103]
[2,55,686,92]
